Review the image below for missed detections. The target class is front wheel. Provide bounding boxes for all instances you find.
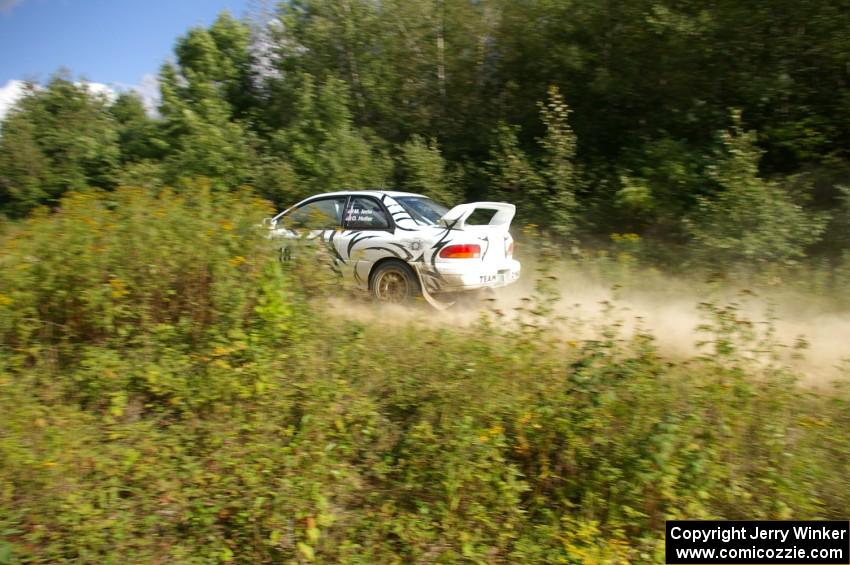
[369,261,421,304]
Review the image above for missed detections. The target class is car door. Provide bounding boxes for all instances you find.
[335,196,399,289]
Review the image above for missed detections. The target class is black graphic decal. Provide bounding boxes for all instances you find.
[326,230,346,264]
[429,239,451,280]
[428,222,458,280]
[347,232,379,258]
[364,245,402,259]
[386,242,414,261]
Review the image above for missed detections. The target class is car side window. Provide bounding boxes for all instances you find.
[283,197,347,230]
[344,197,391,230]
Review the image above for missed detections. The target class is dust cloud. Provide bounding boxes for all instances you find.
[326,266,850,387]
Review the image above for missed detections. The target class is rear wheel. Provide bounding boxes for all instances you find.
[369,261,420,304]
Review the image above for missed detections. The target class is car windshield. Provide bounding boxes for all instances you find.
[396,196,450,225]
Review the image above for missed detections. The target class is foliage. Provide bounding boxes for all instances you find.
[2,1,850,264]
[536,86,580,237]
[1,4,850,561]
[615,138,709,239]
[110,92,167,165]
[171,12,259,121]
[397,134,460,206]
[685,115,827,271]
[0,77,121,217]
[486,121,547,229]
[0,184,290,409]
[157,31,261,193]
[1,188,849,562]
[269,74,392,204]
[488,87,579,236]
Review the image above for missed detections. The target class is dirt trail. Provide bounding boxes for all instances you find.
[328,268,850,387]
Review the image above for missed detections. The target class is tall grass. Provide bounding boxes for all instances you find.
[0,187,848,563]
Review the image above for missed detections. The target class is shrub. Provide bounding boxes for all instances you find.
[0,183,294,411]
[685,114,826,271]
[1,188,848,563]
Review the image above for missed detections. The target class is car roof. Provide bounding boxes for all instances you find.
[304,189,425,199]
[273,190,431,220]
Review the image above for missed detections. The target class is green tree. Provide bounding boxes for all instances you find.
[156,14,263,191]
[271,75,391,202]
[270,0,383,131]
[398,135,459,205]
[610,137,711,243]
[110,92,166,164]
[487,87,580,236]
[0,77,120,216]
[685,114,826,269]
[172,12,259,121]
[270,0,500,159]
[487,123,546,229]
[536,86,579,236]
[161,102,260,191]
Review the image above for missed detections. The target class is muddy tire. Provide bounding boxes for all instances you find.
[369,261,421,304]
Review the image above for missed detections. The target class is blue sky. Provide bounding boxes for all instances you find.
[0,0,250,87]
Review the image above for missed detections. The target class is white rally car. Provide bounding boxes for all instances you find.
[267,190,521,307]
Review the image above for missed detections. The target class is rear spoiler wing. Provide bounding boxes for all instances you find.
[438,202,515,231]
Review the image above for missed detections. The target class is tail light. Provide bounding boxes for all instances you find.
[439,244,481,259]
[507,240,514,256]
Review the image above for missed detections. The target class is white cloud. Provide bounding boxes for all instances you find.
[0,79,121,126]
[75,77,162,116]
[0,77,164,126]
[111,74,160,117]
[0,79,30,123]
[76,80,117,102]
[131,74,161,117]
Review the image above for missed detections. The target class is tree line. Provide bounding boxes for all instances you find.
[1,0,849,270]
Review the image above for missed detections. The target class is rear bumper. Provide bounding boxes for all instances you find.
[432,259,521,292]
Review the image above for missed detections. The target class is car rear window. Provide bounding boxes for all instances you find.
[284,197,346,230]
[396,197,449,225]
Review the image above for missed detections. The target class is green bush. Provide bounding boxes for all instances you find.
[0,187,848,563]
[0,183,293,411]
[685,115,826,272]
